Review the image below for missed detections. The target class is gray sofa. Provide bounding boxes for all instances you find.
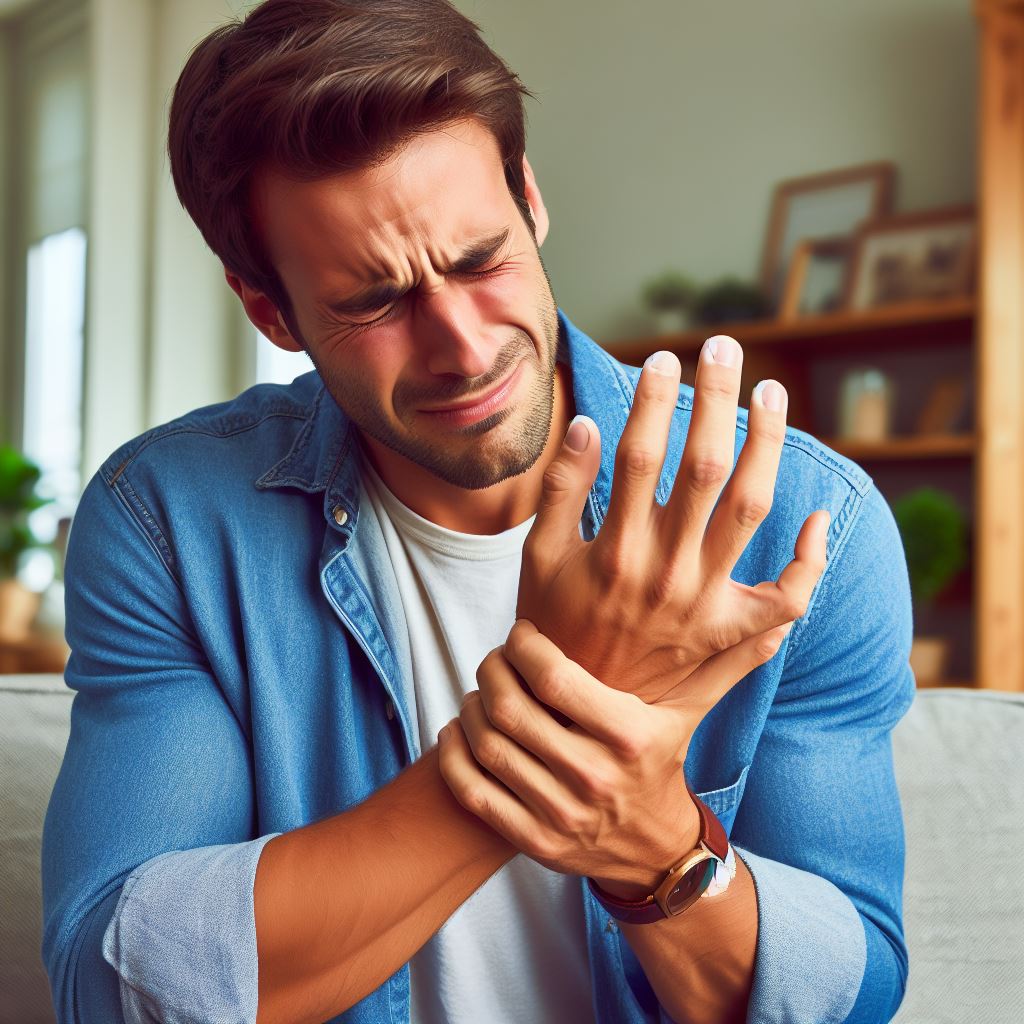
[2,675,1022,1023]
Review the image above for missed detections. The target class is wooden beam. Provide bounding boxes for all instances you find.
[976,1,1024,689]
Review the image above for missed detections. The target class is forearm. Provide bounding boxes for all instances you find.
[617,851,758,1024]
[254,744,514,1024]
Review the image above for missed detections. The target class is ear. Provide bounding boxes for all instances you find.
[224,269,304,352]
[522,154,549,247]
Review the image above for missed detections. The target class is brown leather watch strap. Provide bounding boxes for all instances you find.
[587,780,728,924]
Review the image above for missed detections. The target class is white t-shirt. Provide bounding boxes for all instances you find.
[358,457,595,1024]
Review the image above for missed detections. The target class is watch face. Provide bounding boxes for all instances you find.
[665,858,718,915]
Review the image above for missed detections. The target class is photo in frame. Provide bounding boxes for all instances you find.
[759,161,895,313]
[843,205,977,311]
[915,375,971,436]
[778,235,853,320]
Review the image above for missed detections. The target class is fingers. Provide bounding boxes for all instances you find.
[661,335,743,565]
[600,351,683,550]
[472,645,588,776]
[437,716,547,851]
[699,378,788,580]
[456,690,581,827]
[771,508,830,615]
[525,414,601,558]
[745,508,830,628]
[502,619,645,754]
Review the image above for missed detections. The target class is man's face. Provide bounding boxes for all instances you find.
[252,118,561,490]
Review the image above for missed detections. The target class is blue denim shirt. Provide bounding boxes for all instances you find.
[42,308,916,1024]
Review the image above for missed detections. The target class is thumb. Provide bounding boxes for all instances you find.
[656,620,794,708]
[528,414,601,553]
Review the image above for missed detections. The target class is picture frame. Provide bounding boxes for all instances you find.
[842,204,977,311]
[777,235,853,321]
[915,374,970,436]
[759,162,896,314]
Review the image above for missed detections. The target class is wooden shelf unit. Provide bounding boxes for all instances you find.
[822,433,976,462]
[598,2,1024,691]
[607,298,976,361]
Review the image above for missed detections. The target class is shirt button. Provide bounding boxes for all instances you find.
[385,699,395,720]
[332,505,349,527]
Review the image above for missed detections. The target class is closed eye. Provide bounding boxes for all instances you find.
[346,264,508,331]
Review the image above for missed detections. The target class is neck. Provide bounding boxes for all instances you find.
[361,363,575,534]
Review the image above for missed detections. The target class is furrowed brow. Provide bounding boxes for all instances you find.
[324,227,511,316]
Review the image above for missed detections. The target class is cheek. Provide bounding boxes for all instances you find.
[342,334,414,417]
[477,274,533,318]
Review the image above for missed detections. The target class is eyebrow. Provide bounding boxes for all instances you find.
[323,227,512,316]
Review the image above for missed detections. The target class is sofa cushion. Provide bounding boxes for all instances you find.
[1,674,73,1024]
[891,687,1024,1023]
[4,678,1023,1022]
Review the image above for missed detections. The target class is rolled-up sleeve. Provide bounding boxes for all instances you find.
[41,467,276,1023]
[731,482,916,1024]
[100,838,279,1023]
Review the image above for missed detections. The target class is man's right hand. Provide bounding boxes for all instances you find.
[517,335,829,705]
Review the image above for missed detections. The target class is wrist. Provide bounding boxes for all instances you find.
[589,797,701,900]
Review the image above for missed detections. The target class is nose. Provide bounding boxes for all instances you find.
[414,279,503,379]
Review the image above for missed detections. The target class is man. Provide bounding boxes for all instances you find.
[41,1,916,1022]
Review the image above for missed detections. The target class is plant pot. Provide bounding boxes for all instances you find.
[651,308,687,336]
[909,635,950,685]
[0,578,42,641]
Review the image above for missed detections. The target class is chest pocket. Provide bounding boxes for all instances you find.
[694,764,750,836]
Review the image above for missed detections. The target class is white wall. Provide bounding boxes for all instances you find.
[454,0,978,340]
[83,0,249,479]
[79,0,978,477]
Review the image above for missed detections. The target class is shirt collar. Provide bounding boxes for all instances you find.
[254,307,680,534]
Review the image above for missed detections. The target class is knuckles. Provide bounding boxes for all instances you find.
[617,445,660,483]
[504,619,533,660]
[473,731,511,774]
[751,416,787,446]
[541,460,576,496]
[596,541,631,581]
[460,785,490,818]
[532,665,572,707]
[576,763,616,804]
[487,691,523,736]
[684,454,730,492]
[476,646,506,687]
[732,492,773,530]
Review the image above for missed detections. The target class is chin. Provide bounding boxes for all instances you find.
[413,415,550,490]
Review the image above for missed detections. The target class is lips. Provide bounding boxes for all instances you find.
[417,362,524,427]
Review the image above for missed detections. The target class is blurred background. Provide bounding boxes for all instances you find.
[1,0,1021,692]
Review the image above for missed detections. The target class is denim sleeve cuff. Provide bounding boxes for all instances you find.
[101,833,282,1024]
[734,845,867,1024]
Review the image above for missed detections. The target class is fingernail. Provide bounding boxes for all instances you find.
[753,379,786,412]
[643,350,680,377]
[565,414,591,452]
[702,335,740,368]
[438,724,449,743]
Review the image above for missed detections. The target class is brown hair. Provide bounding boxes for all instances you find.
[167,0,536,344]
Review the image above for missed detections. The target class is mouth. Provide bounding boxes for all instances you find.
[417,361,525,428]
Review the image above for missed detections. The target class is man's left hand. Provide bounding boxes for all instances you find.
[437,618,788,897]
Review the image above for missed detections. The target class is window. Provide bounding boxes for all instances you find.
[255,328,314,385]
[22,227,87,516]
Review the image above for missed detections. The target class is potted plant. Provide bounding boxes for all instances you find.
[641,270,698,335]
[891,487,968,684]
[692,276,769,325]
[0,445,53,641]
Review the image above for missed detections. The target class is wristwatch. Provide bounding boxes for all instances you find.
[587,781,736,924]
